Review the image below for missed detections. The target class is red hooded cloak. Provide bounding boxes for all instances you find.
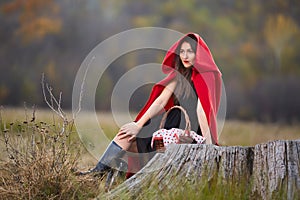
[134,33,222,144]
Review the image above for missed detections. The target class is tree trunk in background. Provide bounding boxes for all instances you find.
[101,140,300,200]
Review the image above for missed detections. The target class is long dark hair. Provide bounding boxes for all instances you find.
[173,34,198,100]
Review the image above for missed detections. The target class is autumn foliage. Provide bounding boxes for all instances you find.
[1,0,61,43]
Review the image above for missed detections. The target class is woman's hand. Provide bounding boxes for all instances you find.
[117,122,142,142]
[178,135,194,144]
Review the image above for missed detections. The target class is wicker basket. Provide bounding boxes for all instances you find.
[153,106,192,152]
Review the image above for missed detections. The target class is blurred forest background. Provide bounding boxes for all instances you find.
[0,0,300,123]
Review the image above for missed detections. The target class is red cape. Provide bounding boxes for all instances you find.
[135,33,222,144]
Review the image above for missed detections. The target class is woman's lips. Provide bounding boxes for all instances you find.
[183,61,190,64]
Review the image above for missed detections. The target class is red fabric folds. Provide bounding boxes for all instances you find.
[135,33,222,144]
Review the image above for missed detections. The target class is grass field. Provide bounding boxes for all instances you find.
[0,107,299,199]
[1,107,300,168]
[219,119,300,146]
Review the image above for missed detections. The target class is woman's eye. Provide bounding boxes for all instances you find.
[187,49,194,53]
[180,50,184,54]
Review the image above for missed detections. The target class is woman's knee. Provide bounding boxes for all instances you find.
[113,137,138,153]
[113,136,133,150]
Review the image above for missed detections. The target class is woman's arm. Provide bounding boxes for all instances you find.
[117,80,177,141]
[136,80,177,128]
[196,99,212,144]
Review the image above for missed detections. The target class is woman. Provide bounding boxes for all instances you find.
[80,33,222,177]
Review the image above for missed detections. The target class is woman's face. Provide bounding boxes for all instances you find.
[179,41,195,68]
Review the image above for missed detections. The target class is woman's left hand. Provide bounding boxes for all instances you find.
[117,122,142,142]
[178,135,194,144]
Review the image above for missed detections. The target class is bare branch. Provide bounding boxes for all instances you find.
[41,74,62,118]
[41,55,93,135]
[73,56,95,119]
[41,73,68,135]
[45,80,66,119]
[58,91,66,118]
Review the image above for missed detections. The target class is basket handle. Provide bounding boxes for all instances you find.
[159,105,191,133]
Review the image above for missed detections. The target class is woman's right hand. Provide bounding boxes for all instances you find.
[117,122,142,142]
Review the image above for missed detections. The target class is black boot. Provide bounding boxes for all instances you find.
[78,141,126,176]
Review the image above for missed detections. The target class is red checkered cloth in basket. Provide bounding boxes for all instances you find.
[151,128,206,148]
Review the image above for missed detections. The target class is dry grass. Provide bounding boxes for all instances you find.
[0,107,107,199]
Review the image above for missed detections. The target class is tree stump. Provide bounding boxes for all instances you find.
[101,140,300,199]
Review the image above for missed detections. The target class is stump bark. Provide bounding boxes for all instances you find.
[101,140,300,200]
